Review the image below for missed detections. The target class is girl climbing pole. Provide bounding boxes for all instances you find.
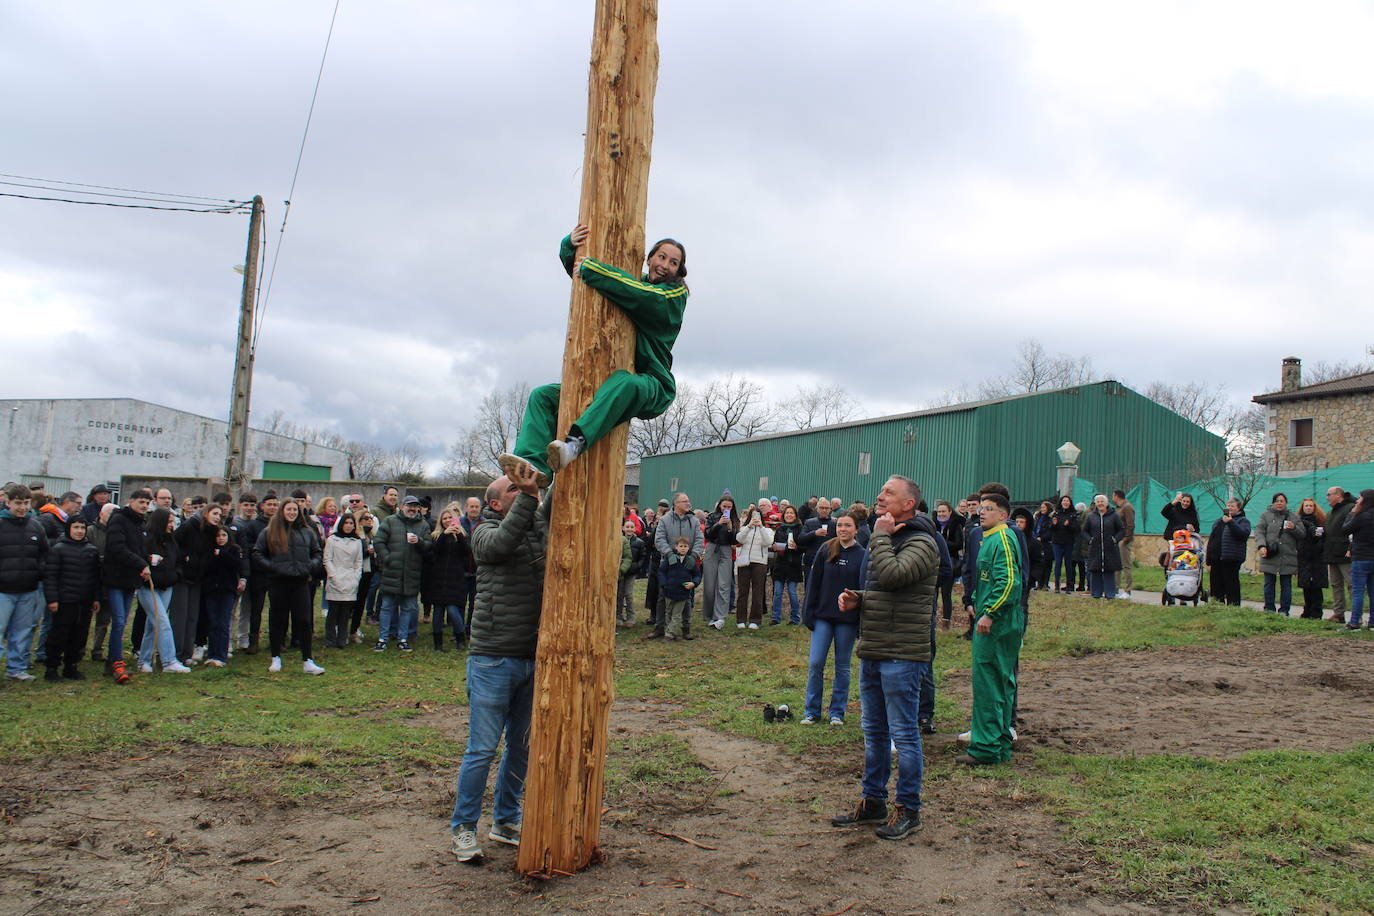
[500,224,688,484]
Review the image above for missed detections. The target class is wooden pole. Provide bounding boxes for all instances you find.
[517,0,659,878]
[224,195,264,491]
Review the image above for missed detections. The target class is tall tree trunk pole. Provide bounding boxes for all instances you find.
[224,195,264,491]
[517,0,659,878]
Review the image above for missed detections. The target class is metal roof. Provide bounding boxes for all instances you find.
[650,382,1128,458]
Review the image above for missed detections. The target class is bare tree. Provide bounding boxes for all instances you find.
[470,382,531,470]
[1144,381,1233,431]
[347,440,388,481]
[1304,356,1374,385]
[980,338,1097,398]
[785,383,858,430]
[696,373,775,444]
[381,440,426,483]
[627,384,703,460]
[440,426,497,485]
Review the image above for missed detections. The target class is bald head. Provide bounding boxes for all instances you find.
[485,475,521,515]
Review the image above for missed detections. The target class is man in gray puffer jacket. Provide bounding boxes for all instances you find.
[450,462,550,863]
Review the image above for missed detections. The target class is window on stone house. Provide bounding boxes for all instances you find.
[1289,418,1314,448]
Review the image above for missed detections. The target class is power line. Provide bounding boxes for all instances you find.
[0,178,243,208]
[0,191,250,214]
[0,171,233,203]
[254,0,342,350]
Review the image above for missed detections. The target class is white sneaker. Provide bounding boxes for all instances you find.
[829,716,844,726]
[957,727,1017,744]
[4,672,35,682]
[268,656,282,673]
[799,716,816,725]
[737,623,746,629]
[545,437,583,473]
[709,619,723,630]
[163,662,192,674]
[303,659,325,675]
[747,622,759,630]
[139,662,154,674]
[452,824,481,862]
[204,659,226,668]
[191,646,206,662]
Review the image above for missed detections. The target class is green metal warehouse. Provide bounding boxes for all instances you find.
[637,381,1224,508]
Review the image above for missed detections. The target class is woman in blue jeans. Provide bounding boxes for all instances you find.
[1342,489,1374,629]
[1048,495,1080,592]
[800,513,867,725]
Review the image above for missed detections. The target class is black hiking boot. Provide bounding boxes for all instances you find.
[875,804,921,840]
[831,797,887,827]
[433,633,445,652]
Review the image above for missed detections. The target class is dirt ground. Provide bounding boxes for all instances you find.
[2,633,1365,915]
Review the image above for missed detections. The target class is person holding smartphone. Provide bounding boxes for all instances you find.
[702,495,739,629]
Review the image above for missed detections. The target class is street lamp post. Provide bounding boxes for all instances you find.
[1056,441,1081,500]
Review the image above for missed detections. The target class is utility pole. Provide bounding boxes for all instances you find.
[517,0,659,878]
[224,195,264,490]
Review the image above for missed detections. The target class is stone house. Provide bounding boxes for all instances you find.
[1253,357,1374,475]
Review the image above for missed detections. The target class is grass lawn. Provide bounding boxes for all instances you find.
[2,586,1369,911]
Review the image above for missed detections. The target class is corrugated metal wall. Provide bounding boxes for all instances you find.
[639,382,1224,508]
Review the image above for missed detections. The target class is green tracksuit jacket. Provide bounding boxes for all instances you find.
[512,236,689,474]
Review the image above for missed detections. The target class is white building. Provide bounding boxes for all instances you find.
[0,398,350,497]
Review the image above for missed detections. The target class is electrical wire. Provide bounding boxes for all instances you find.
[254,0,342,350]
[0,191,250,214]
[0,171,233,203]
[0,178,242,208]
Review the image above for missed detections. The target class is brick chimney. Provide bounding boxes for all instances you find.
[1281,356,1301,392]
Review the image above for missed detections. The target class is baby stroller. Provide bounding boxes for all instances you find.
[1160,530,1207,605]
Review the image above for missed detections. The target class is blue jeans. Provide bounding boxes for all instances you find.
[772,580,801,623]
[859,657,928,811]
[804,619,858,720]
[451,654,535,829]
[105,587,137,662]
[918,611,937,725]
[378,593,418,642]
[1350,559,1374,627]
[365,571,383,616]
[33,584,49,662]
[1088,570,1117,599]
[0,590,41,676]
[1263,573,1293,613]
[1051,544,1075,590]
[137,587,179,668]
[204,591,236,662]
[433,603,466,637]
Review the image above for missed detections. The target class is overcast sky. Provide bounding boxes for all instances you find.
[5,0,1373,461]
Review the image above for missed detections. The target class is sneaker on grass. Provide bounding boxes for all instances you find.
[267,656,282,673]
[303,659,325,675]
[138,662,154,674]
[373,640,387,652]
[452,824,482,862]
[5,672,35,683]
[398,641,413,653]
[799,716,816,725]
[489,821,521,847]
[164,662,192,674]
[829,716,845,726]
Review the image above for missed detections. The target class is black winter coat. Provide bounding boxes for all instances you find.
[1161,501,1201,538]
[1048,508,1080,546]
[204,543,243,594]
[1206,512,1251,564]
[627,534,649,577]
[1344,509,1374,563]
[103,506,150,591]
[0,511,48,594]
[426,532,473,605]
[770,523,806,582]
[1083,509,1124,572]
[658,553,701,600]
[1324,497,1355,563]
[254,524,322,580]
[145,532,183,591]
[43,535,100,605]
[174,513,214,583]
[1296,514,1328,588]
[703,512,739,547]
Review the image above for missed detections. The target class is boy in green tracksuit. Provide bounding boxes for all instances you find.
[501,224,688,484]
[959,492,1025,765]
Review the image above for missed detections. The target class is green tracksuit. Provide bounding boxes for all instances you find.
[513,235,689,475]
[968,522,1025,763]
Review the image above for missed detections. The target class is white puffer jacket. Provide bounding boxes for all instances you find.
[735,524,773,567]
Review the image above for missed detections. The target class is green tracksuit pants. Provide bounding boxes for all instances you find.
[514,372,673,475]
[967,603,1025,763]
